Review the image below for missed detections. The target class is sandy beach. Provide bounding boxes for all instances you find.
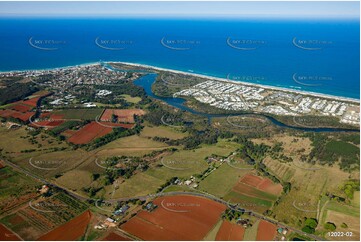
[111,61,360,104]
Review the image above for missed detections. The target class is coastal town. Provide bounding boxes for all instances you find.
[1,63,359,126]
[174,80,360,126]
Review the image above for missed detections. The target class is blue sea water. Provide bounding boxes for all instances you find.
[0,17,359,99]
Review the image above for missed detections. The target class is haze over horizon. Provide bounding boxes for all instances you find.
[0,1,359,19]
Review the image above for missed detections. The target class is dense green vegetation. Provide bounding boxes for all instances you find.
[0,79,39,105]
[304,133,359,171]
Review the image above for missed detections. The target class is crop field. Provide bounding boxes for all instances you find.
[100,109,145,123]
[37,210,91,241]
[102,232,131,241]
[0,193,88,240]
[68,121,113,144]
[0,223,21,241]
[199,163,251,198]
[223,173,281,213]
[52,108,104,120]
[0,167,39,214]
[256,220,277,241]
[121,195,226,240]
[215,220,245,241]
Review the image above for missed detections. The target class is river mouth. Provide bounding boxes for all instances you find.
[104,63,359,133]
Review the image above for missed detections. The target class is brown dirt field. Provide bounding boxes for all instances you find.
[0,224,21,241]
[102,232,131,241]
[37,210,92,241]
[22,97,40,107]
[240,174,263,187]
[50,114,65,120]
[68,121,113,144]
[121,195,226,240]
[100,109,145,123]
[11,111,35,122]
[9,215,25,226]
[257,179,283,196]
[215,220,245,241]
[10,104,32,112]
[256,220,277,241]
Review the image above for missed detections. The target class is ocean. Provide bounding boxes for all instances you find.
[0,17,359,99]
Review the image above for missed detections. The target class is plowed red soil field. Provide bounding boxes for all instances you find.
[0,224,21,241]
[68,122,113,144]
[100,109,145,123]
[256,220,277,241]
[240,174,283,196]
[121,195,226,240]
[10,104,33,112]
[215,220,245,241]
[102,232,131,241]
[37,210,91,241]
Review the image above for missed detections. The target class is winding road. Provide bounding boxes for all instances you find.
[3,158,326,241]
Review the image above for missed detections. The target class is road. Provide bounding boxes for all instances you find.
[3,159,326,241]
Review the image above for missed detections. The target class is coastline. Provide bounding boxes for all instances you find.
[113,61,360,104]
[1,60,359,104]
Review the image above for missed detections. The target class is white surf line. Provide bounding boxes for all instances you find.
[112,61,359,104]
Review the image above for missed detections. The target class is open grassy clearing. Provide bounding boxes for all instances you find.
[243,219,260,241]
[103,172,163,199]
[198,163,251,198]
[0,126,67,154]
[14,149,89,178]
[120,94,142,104]
[264,156,357,228]
[140,125,188,139]
[93,134,172,157]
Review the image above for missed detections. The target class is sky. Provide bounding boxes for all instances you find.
[0,1,359,19]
